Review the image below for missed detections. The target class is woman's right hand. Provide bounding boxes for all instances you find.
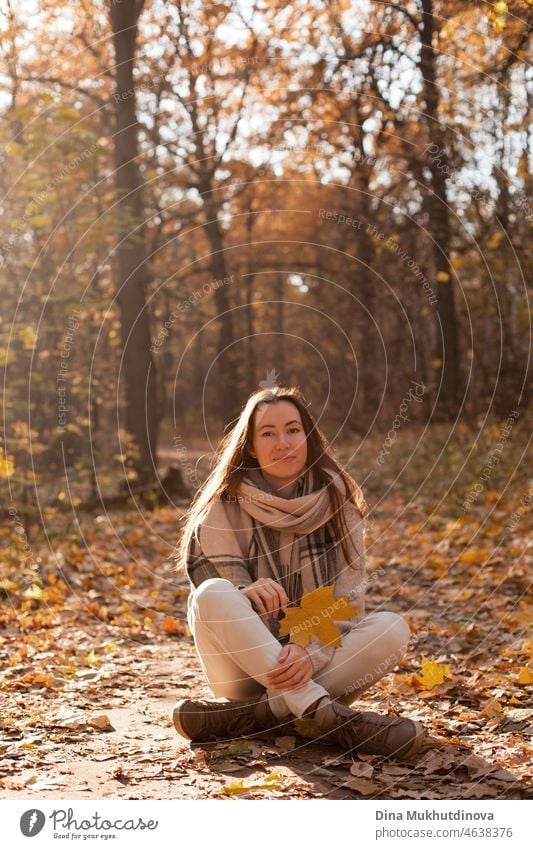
[240,578,289,622]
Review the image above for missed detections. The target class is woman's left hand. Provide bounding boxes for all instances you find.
[266,643,313,690]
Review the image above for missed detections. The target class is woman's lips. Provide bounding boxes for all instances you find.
[276,455,296,461]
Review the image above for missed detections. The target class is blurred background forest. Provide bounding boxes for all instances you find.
[0,0,531,526]
[0,1,532,801]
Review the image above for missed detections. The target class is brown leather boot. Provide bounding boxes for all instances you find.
[301,697,427,760]
[173,693,293,742]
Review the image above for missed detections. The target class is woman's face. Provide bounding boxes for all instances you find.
[249,400,308,486]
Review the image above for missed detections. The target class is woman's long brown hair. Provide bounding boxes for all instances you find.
[171,386,368,575]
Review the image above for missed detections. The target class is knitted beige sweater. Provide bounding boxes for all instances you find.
[185,494,367,676]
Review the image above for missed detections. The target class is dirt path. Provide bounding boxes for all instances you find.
[0,628,388,800]
[1,497,531,800]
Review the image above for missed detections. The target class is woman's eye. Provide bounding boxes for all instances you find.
[261,428,301,437]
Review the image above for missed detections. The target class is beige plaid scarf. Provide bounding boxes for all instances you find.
[187,465,359,607]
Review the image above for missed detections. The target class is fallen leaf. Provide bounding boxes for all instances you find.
[419,750,458,774]
[278,585,355,648]
[222,768,289,795]
[87,714,115,731]
[462,783,500,798]
[28,777,68,790]
[274,735,296,753]
[411,655,452,690]
[160,616,185,635]
[17,736,43,749]
[11,671,56,689]
[489,769,518,783]
[517,667,533,685]
[480,698,505,719]
[459,549,491,564]
[463,753,493,779]
[293,718,320,738]
[350,760,374,778]
[381,764,410,776]
[343,777,379,795]
[23,585,47,601]
[322,754,349,767]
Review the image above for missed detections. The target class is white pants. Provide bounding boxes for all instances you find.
[187,578,411,720]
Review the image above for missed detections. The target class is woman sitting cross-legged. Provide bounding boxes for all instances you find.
[171,385,429,760]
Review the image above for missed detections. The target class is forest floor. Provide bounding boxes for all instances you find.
[1,426,532,800]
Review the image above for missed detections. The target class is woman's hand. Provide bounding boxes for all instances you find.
[240,578,289,622]
[266,643,313,691]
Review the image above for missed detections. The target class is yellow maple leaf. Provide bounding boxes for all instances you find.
[278,584,355,649]
[517,667,533,685]
[411,655,452,690]
[222,768,287,795]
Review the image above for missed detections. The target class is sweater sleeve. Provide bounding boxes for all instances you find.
[186,530,254,591]
[333,502,367,618]
[305,634,337,675]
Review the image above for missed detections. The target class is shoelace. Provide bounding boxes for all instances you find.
[199,700,260,738]
[336,714,412,755]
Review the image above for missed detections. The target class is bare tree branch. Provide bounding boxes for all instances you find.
[19,74,109,107]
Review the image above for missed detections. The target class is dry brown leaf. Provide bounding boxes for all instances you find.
[274,735,297,753]
[480,697,505,719]
[463,753,493,779]
[419,750,458,774]
[462,783,500,798]
[87,714,115,731]
[344,777,379,795]
[349,760,374,779]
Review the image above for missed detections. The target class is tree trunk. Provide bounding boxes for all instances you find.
[492,71,521,416]
[420,0,460,420]
[201,198,240,426]
[245,282,256,394]
[355,184,381,430]
[245,214,257,393]
[109,0,160,486]
[274,274,286,382]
